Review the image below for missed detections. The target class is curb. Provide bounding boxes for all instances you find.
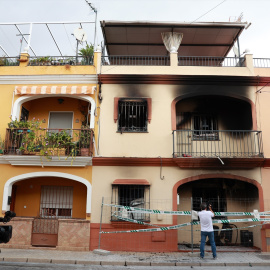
[0,257,269,267]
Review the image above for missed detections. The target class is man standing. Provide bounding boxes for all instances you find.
[198,202,217,259]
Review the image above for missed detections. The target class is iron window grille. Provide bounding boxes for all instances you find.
[193,114,218,140]
[118,99,148,132]
[111,185,150,222]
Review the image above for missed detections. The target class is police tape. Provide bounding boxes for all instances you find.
[112,212,269,230]
[104,203,269,217]
[111,213,160,227]
[112,213,267,232]
[105,203,191,215]
[100,217,270,234]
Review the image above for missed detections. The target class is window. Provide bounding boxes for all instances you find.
[192,187,226,220]
[118,99,148,132]
[20,106,29,122]
[111,184,150,222]
[193,114,218,140]
[40,186,73,218]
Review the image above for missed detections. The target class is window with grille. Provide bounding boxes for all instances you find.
[118,99,148,132]
[111,185,150,221]
[193,114,218,140]
[40,186,73,218]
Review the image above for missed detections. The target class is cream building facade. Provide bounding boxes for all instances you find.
[91,21,270,252]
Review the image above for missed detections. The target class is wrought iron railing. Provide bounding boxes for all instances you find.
[172,130,263,158]
[4,128,93,157]
[253,58,270,68]
[101,55,170,66]
[178,56,245,67]
[28,56,93,66]
[0,57,20,66]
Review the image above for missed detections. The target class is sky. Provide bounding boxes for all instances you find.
[0,0,270,58]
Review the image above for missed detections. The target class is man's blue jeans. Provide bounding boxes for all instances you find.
[200,231,217,258]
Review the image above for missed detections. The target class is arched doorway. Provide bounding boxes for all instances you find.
[173,174,263,251]
[11,94,96,128]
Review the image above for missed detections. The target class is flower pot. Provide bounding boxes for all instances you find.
[81,148,90,156]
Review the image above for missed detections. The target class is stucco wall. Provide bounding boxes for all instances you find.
[98,83,256,157]
[91,166,262,223]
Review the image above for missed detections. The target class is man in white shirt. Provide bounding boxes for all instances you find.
[198,202,217,259]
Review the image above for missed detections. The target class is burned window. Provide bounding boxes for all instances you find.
[192,187,226,221]
[111,185,150,222]
[118,99,147,132]
[193,114,218,140]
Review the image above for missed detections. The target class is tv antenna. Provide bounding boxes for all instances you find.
[85,1,97,49]
[236,12,243,22]
[73,28,87,63]
[16,33,30,56]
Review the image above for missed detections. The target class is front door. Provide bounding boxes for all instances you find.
[31,185,73,247]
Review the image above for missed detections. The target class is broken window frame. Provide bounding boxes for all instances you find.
[111,184,150,222]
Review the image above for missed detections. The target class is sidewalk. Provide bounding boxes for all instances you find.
[0,248,270,267]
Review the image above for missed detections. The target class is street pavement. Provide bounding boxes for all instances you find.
[0,248,270,267]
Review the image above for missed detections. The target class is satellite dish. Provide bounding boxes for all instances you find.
[73,28,87,42]
[233,46,239,57]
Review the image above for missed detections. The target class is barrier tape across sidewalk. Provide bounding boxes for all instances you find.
[104,203,270,216]
[101,204,270,234]
[101,217,270,234]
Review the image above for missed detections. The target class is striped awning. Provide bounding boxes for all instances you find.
[15,85,95,95]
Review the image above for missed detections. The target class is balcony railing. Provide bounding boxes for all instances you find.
[0,57,20,66]
[178,56,245,67]
[28,56,93,66]
[172,130,263,158]
[101,55,170,66]
[4,128,93,158]
[253,58,270,68]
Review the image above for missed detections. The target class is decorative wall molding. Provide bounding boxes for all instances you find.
[0,155,92,167]
[93,156,266,168]
[0,75,98,84]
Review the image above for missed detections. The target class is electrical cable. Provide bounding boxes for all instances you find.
[190,0,227,24]
[63,23,76,53]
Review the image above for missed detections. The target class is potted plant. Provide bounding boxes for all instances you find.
[41,130,77,160]
[79,44,94,65]
[79,127,92,156]
[8,117,41,154]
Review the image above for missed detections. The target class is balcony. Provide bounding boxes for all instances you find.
[0,57,20,66]
[101,55,247,67]
[28,56,93,66]
[178,56,245,67]
[253,58,270,68]
[173,130,263,163]
[102,55,170,66]
[3,128,93,166]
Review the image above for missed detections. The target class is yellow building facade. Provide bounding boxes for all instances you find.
[0,50,101,250]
